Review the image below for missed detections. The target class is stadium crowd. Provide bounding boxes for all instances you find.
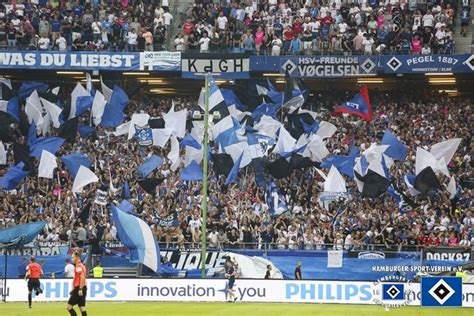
[0,83,472,254]
[0,0,470,54]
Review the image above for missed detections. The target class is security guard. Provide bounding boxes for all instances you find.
[92,262,104,278]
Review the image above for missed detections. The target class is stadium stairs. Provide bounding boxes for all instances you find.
[167,0,194,50]
[453,0,474,53]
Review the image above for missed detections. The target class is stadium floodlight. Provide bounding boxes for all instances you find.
[425,72,454,76]
[123,72,150,75]
[56,71,84,75]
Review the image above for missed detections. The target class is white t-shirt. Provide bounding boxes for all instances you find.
[92,21,102,34]
[423,14,434,27]
[189,218,202,230]
[128,32,138,45]
[64,263,75,278]
[38,38,50,50]
[338,22,348,33]
[362,38,374,52]
[174,37,185,51]
[163,12,173,26]
[217,16,228,30]
[199,37,210,51]
[272,38,282,53]
[56,37,67,50]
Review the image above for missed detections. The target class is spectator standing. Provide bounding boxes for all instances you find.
[64,259,75,278]
[295,262,302,279]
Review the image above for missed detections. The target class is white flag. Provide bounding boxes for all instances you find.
[38,150,57,179]
[92,90,107,126]
[41,97,62,128]
[0,141,6,165]
[128,113,150,140]
[51,87,60,95]
[69,83,90,119]
[324,165,347,193]
[72,165,99,193]
[272,126,296,155]
[86,72,92,93]
[430,138,462,165]
[25,90,43,124]
[152,128,172,148]
[163,104,187,138]
[101,77,113,102]
[167,136,180,171]
[447,176,456,199]
[315,121,337,140]
[113,121,132,136]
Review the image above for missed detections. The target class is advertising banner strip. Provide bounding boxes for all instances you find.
[2,279,473,307]
[181,53,250,79]
[423,247,472,262]
[0,51,181,71]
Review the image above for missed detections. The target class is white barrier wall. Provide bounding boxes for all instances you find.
[2,279,473,307]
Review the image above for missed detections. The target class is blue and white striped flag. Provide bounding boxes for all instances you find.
[111,204,161,273]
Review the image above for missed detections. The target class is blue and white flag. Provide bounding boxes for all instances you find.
[18,81,48,99]
[111,204,160,273]
[61,153,92,178]
[0,221,47,246]
[381,130,407,160]
[135,125,153,146]
[29,137,65,159]
[0,96,20,121]
[265,180,287,216]
[180,160,203,181]
[225,152,243,185]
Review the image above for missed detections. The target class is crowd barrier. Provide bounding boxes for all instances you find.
[1,278,473,307]
[1,51,473,77]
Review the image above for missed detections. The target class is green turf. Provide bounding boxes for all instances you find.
[0,302,470,316]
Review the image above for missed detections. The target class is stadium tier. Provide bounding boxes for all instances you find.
[0,0,473,313]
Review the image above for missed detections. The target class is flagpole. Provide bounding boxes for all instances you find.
[200,74,210,279]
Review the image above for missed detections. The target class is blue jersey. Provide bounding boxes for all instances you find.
[226,266,235,281]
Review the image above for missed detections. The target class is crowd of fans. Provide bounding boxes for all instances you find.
[0,82,472,254]
[0,0,470,54]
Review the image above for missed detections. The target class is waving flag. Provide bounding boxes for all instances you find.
[225,152,243,185]
[0,97,20,121]
[180,134,202,150]
[41,97,62,128]
[92,90,107,125]
[99,102,125,128]
[29,136,65,158]
[69,83,90,119]
[61,153,92,177]
[381,130,407,160]
[110,85,129,111]
[334,86,372,121]
[18,81,49,99]
[0,162,30,190]
[111,204,160,273]
[0,141,6,165]
[137,155,163,178]
[38,150,57,179]
[122,179,131,200]
[265,180,287,216]
[180,160,203,181]
[72,165,98,193]
[163,102,187,138]
[0,221,47,246]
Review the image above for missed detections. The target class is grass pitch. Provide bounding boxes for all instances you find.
[0,302,470,316]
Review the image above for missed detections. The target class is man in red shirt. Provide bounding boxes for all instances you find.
[67,251,88,316]
[25,256,44,308]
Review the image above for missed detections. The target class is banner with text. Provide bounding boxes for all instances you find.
[423,247,472,262]
[2,279,473,306]
[0,51,181,71]
[279,56,378,78]
[382,54,474,74]
[181,53,250,79]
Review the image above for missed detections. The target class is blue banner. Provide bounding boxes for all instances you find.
[135,125,153,146]
[382,54,474,74]
[181,53,250,79]
[251,54,474,77]
[280,56,378,78]
[0,51,181,71]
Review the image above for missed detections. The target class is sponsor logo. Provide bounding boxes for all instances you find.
[36,281,117,299]
[373,275,414,309]
[387,57,402,72]
[421,277,462,307]
[358,251,386,259]
[218,282,266,301]
[285,283,372,302]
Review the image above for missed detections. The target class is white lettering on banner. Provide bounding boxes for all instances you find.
[2,279,473,307]
[0,52,36,66]
[406,56,459,66]
[182,58,250,73]
[426,253,470,261]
